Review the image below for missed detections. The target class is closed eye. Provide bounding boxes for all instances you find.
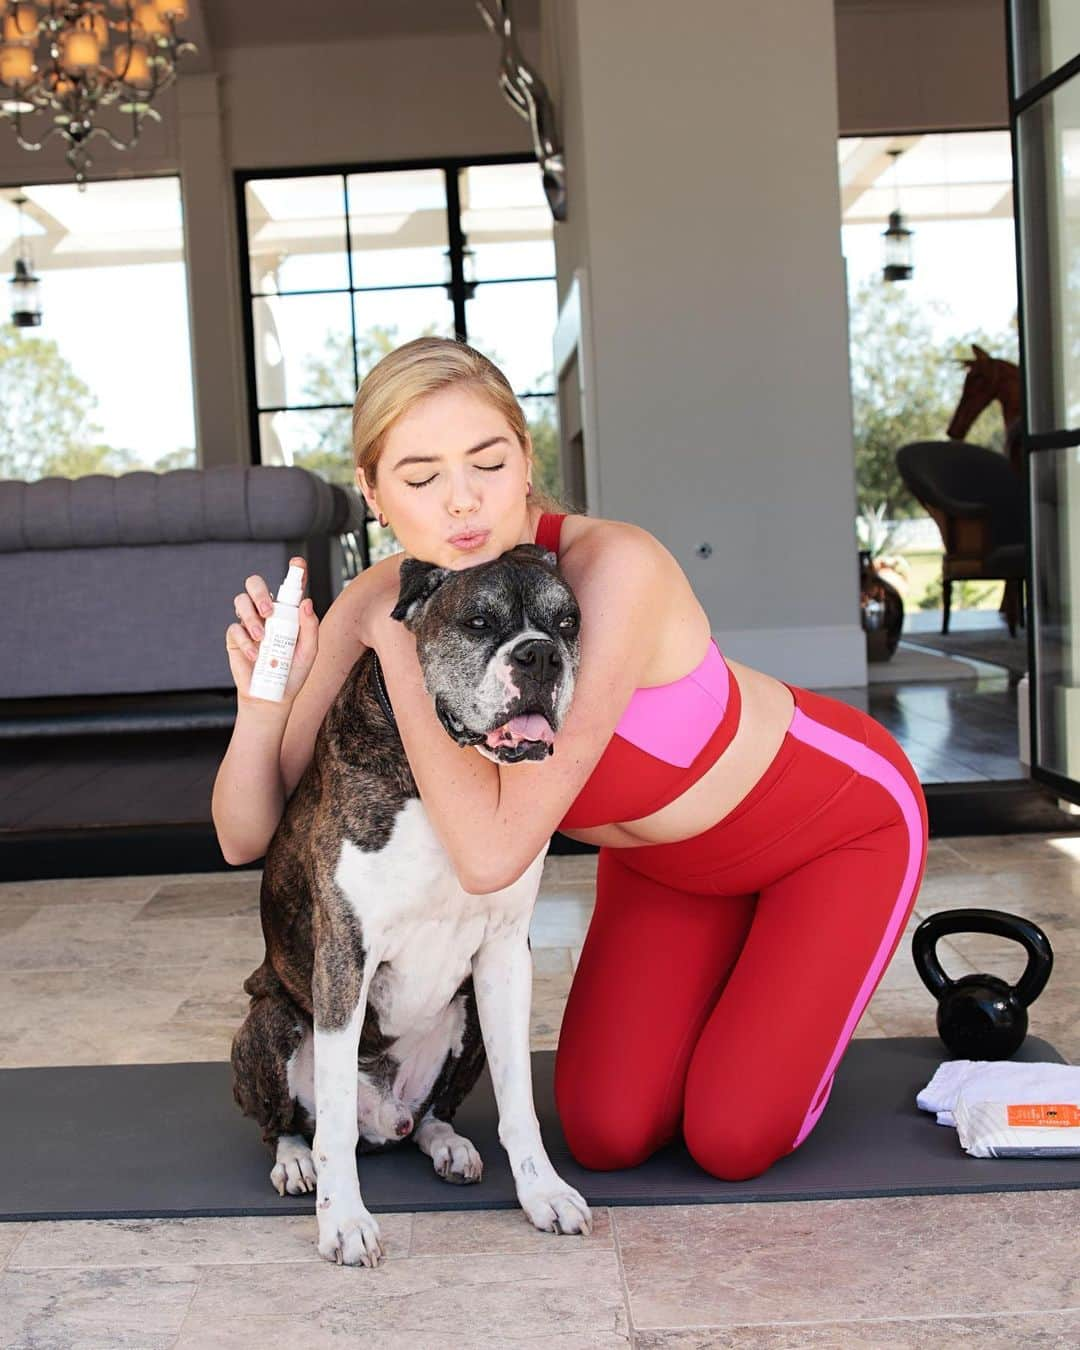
[406,463,506,490]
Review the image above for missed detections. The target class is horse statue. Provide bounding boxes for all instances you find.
[947,344,1022,476]
[946,344,1024,630]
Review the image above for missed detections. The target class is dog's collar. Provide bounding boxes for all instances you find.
[371,651,397,729]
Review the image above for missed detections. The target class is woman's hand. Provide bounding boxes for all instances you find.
[226,555,320,707]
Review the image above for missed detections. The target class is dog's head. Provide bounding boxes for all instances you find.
[389,543,580,764]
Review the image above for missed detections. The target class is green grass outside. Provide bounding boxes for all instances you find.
[880,549,1007,613]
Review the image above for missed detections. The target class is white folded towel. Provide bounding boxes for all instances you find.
[917,1060,1080,1158]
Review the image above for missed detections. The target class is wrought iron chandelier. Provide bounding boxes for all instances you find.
[0,1,195,189]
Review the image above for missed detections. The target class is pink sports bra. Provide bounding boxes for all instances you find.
[534,512,741,830]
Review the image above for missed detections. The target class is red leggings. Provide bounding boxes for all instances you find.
[553,682,929,1181]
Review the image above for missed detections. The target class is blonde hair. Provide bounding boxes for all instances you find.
[352,336,570,516]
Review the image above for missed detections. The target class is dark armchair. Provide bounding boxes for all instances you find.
[895,440,1027,636]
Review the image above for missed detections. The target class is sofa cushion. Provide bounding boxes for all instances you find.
[0,466,363,552]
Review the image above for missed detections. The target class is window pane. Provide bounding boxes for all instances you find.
[253,293,354,410]
[1016,75,1080,433]
[520,393,563,501]
[1032,445,1080,776]
[459,162,555,281]
[0,177,195,480]
[353,289,456,381]
[465,280,558,393]
[245,176,349,294]
[258,407,353,486]
[347,169,448,288]
[1012,0,1080,98]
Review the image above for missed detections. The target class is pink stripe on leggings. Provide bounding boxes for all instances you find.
[786,707,925,1149]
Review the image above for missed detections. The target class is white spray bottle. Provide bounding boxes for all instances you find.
[247,562,305,702]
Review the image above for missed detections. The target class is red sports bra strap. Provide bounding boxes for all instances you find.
[534,512,565,553]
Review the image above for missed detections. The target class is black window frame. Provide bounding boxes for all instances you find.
[233,151,558,474]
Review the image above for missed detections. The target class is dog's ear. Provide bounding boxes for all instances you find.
[514,543,559,569]
[390,557,453,624]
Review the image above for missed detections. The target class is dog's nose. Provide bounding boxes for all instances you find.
[510,638,561,684]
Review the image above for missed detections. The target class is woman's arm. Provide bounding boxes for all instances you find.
[211,698,292,866]
[371,526,663,894]
[212,557,398,865]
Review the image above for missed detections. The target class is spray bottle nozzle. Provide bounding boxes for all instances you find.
[276,562,305,607]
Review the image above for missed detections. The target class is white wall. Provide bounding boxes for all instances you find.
[544,0,866,687]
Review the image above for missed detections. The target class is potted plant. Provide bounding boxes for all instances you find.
[856,504,907,661]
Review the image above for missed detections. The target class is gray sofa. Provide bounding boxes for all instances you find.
[0,465,368,732]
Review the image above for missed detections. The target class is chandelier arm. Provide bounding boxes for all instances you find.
[4,118,68,153]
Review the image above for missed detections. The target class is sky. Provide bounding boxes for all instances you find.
[21,259,196,462]
[841,217,1020,352]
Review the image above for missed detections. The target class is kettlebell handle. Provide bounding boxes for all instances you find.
[911,907,1053,1008]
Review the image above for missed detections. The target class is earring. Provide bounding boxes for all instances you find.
[526,482,533,495]
[378,512,388,528]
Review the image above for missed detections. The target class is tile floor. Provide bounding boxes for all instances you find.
[2,839,1079,1347]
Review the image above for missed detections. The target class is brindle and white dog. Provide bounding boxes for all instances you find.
[230,542,592,1267]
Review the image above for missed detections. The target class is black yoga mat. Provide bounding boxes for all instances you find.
[2,1037,1078,1223]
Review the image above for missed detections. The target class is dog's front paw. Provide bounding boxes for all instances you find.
[431,1132,484,1185]
[316,1199,384,1267]
[517,1171,593,1236]
[271,1135,318,1196]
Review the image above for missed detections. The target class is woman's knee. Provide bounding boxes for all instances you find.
[559,1104,672,1172]
[682,1105,798,1181]
[555,1054,675,1171]
[681,1068,833,1181]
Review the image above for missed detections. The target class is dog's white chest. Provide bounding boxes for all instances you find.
[332,797,539,1039]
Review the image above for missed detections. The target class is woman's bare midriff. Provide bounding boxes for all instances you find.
[531,505,797,850]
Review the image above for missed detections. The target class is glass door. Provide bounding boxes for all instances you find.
[1008,3,1080,803]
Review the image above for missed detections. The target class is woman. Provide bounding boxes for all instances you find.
[213,335,929,1183]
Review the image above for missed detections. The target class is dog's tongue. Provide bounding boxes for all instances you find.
[485,714,555,748]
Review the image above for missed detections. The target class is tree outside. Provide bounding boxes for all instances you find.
[0,323,195,480]
[848,276,1020,613]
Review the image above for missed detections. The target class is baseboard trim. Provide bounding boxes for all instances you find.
[3,779,1079,882]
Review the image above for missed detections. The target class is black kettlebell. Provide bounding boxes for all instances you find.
[911,908,1053,1059]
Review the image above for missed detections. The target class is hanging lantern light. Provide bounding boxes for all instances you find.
[882,148,914,282]
[8,193,41,327]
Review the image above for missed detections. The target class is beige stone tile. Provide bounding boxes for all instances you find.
[0,905,35,937]
[0,874,174,909]
[177,1247,626,1345]
[112,1022,238,1064]
[177,1321,630,1350]
[411,1204,613,1255]
[0,903,261,974]
[864,986,940,1039]
[8,1213,410,1269]
[542,854,599,887]
[136,875,262,921]
[530,969,574,1050]
[614,1191,1080,1331]
[912,869,1021,914]
[0,1223,28,1268]
[634,1311,1080,1347]
[946,832,1080,872]
[0,964,207,1067]
[531,894,596,947]
[532,945,573,974]
[850,1010,886,1038]
[0,1263,198,1348]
